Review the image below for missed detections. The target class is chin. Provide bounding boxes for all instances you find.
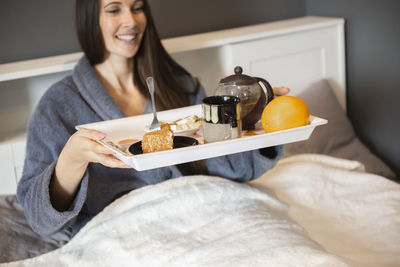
[115,48,139,59]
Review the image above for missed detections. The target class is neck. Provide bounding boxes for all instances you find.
[95,55,135,93]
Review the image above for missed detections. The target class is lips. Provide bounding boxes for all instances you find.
[116,34,137,41]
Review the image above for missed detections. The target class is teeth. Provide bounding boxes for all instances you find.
[117,35,136,41]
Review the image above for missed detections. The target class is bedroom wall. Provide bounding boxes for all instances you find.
[306,0,400,178]
[0,0,305,64]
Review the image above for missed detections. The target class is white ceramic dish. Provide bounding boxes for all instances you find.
[76,104,327,171]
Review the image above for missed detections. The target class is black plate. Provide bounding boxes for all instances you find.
[129,136,199,155]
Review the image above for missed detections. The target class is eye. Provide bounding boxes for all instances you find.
[132,2,144,13]
[106,9,119,14]
[132,6,144,13]
[105,4,120,14]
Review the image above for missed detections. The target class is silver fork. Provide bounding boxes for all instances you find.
[146,76,161,131]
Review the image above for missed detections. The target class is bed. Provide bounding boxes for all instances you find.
[1,17,399,266]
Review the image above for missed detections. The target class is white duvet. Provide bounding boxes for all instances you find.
[4,154,400,267]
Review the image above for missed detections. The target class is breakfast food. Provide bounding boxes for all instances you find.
[148,115,202,134]
[142,124,174,153]
[169,115,202,132]
[261,96,310,133]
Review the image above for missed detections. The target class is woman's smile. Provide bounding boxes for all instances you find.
[100,0,147,59]
[116,34,137,41]
[115,33,138,47]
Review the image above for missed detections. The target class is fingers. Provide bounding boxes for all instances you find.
[272,86,290,97]
[64,128,129,169]
[90,140,114,155]
[92,153,130,169]
[68,128,110,156]
[77,128,107,141]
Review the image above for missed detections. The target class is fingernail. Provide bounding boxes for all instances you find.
[98,133,106,139]
[109,150,116,154]
[124,164,131,168]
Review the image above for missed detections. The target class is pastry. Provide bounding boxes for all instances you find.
[142,124,174,153]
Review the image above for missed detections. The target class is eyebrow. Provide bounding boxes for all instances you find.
[104,0,142,8]
[104,2,121,8]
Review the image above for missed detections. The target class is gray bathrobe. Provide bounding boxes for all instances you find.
[17,57,283,238]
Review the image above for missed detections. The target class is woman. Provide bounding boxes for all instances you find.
[17,0,286,242]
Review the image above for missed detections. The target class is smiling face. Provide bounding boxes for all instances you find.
[99,0,147,61]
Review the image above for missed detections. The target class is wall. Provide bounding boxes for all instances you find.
[0,0,78,64]
[149,0,305,39]
[306,0,400,177]
[0,0,305,64]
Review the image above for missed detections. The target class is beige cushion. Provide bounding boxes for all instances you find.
[284,79,396,179]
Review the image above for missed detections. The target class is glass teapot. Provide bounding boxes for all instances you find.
[215,66,274,130]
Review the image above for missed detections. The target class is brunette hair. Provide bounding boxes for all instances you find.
[75,0,201,110]
[76,0,207,175]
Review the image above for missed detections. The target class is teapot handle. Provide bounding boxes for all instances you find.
[255,77,274,103]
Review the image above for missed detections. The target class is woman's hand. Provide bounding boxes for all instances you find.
[272,86,290,97]
[51,128,128,211]
[59,128,127,169]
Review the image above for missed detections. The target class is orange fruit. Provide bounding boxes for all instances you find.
[261,96,310,133]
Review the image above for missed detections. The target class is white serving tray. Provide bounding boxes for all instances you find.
[76,104,327,171]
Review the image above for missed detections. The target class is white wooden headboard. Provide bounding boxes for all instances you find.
[169,16,346,109]
[0,16,345,195]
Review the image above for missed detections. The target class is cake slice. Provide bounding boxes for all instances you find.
[142,124,174,153]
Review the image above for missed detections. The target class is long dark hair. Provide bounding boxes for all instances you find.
[75,0,207,175]
[75,0,201,111]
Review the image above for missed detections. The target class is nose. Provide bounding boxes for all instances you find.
[121,10,137,28]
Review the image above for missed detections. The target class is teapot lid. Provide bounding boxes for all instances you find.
[219,66,256,86]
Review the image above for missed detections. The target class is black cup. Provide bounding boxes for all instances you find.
[201,95,241,143]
